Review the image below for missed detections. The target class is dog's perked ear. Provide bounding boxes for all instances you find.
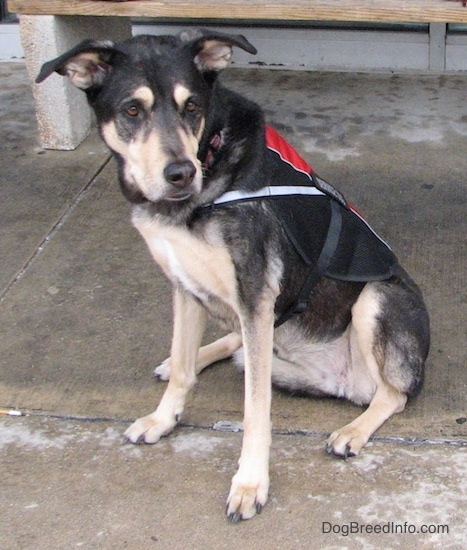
[180,28,257,72]
[35,39,118,90]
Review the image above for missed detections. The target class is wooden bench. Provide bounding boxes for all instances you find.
[8,1,467,24]
[8,0,467,149]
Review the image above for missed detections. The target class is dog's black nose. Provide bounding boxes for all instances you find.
[164,160,197,188]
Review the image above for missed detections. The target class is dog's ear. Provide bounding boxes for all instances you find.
[36,39,118,90]
[181,29,257,72]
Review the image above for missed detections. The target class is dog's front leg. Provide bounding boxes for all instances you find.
[226,296,275,521]
[125,287,207,444]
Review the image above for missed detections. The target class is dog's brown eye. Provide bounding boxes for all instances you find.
[124,105,140,117]
[185,100,198,113]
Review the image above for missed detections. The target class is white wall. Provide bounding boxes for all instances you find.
[0,23,24,60]
[1,22,467,72]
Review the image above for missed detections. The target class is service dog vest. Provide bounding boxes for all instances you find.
[202,125,398,326]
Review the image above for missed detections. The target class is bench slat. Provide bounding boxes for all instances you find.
[7,0,467,24]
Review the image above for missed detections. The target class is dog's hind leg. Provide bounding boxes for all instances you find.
[325,382,407,458]
[325,283,409,458]
[125,288,207,444]
[154,332,242,380]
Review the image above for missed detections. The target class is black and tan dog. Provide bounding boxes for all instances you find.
[38,29,430,521]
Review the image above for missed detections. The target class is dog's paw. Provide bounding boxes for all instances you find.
[226,474,269,521]
[325,427,367,459]
[153,358,171,381]
[124,413,176,445]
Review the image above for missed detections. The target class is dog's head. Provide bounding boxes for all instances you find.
[37,30,256,206]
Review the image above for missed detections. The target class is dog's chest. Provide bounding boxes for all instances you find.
[133,213,238,308]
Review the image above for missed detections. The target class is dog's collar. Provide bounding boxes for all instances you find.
[202,133,223,170]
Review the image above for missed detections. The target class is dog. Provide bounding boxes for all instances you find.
[37,29,430,521]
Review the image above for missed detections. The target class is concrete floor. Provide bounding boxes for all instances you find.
[0,62,466,549]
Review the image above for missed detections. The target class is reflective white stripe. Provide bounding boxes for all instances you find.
[212,185,326,205]
[349,206,392,250]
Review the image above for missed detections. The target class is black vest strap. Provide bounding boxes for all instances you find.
[274,199,342,328]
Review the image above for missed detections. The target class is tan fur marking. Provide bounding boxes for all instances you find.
[196,118,206,142]
[173,83,192,110]
[133,212,238,307]
[327,384,407,456]
[132,86,155,110]
[124,289,207,444]
[101,121,128,156]
[177,128,201,165]
[326,283,408,456]
[102,121,171,202]
[227,290,275,520]
[65,53,103,89]
[195,41,233,71]
[154,332,243,381]
[126,131,167,199]
[195,332,242,372]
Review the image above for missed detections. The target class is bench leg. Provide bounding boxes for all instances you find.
[19,15,131,150]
